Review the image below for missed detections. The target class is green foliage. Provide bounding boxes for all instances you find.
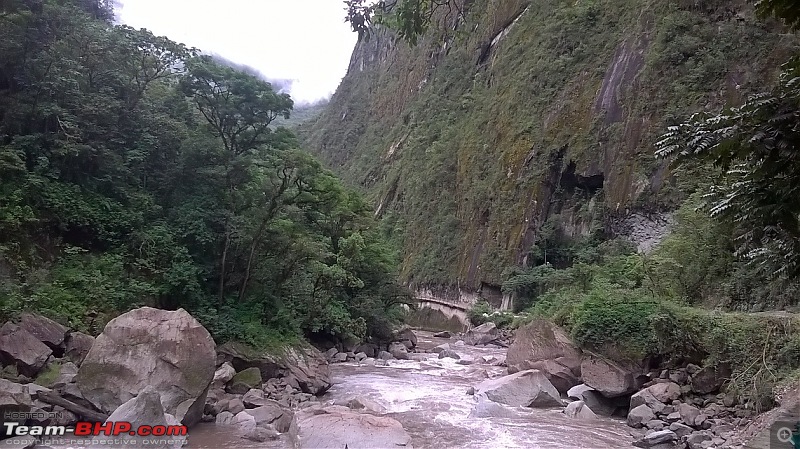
[0,0,409,346]
[657,55,800,279]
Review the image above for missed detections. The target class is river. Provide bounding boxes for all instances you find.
[184,331,637,448]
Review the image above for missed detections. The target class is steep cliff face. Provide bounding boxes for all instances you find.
[301,0,798,298]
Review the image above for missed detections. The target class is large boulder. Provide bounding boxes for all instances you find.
[627,404,656,428]
[75,307,216,427]
[581,355,637,398]
[647,382,682,403]
[217,343,331,395]
[64,331,95,366]
[474,369,562,408]
[469,393,520,418]
[290,406,413,449]
[249,400,293,433]
[564,400,598,420]
[18,313,68,355]
[690,364,731,395]
[91,386,185,449]
[388,341,409,360]
[506,320,582,375]
[0,322,52,377]
[393,326,418,349]
[0,379,32,426]
[520,359,580,394]
[227,367,262,395]
[465,322,498,346]
[213,362,236,387]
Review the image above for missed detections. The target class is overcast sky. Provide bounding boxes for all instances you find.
[115,0,358,104]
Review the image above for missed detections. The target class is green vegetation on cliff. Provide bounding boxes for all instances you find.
[0,0,409,345]
[306,0,799,292]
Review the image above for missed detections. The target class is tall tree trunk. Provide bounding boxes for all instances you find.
[218,228,230,303]
[238,219,269,302]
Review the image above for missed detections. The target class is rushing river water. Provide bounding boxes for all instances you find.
[187,331,637,449]
[44,331,638,449]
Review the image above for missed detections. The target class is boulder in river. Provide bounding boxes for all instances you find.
[433,331,451,338]
[520,359,580,394]
[469,393,521,418]
[76,307,216,427]
[217,343,331,395]
[290,406,413,449]
[627,404,656,428]
[0,322,52,377]
[581,354,638,398]
[438,349,460,360]
[506,319,582,376]
[564,400,598,420]
[465,322,498,346]
[388,341,409,360]
[474,369,562,408]
[92,386,185,449]
[393,326,418,349]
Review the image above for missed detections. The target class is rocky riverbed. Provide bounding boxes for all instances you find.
[2,309,796,449]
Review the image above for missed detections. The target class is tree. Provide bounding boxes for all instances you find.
[655,0,800,278]
[344,0,463,45]
[180,56,293,301]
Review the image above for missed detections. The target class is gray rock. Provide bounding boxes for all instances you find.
[377,351,394,360]
[669,422,693,438]
[454,340,466,346]
[433,331,451,338]
[645,420,666,431]
[438,349,460,360]
[18,313,68,353]
[474,369,562,408]
[564,400,598,420]
[249,400,293,432]
[581,354,637,398]
[93,386,185,449]
[213,362,236,386]
[631,389,666,414]
[0,379,32,426]
[354,352,368,362]
[64,331,94,366]
[678,403,701,427]
[686,431,712,449]
[690,365,731,395]
[567,384,594,400]
[243,426,280,442]
[289,406,412,448]
[506,319,582,376]
[466,387,475,395]
[394,326,418,349]
[324,347,338,359]
[0,323,52,377]
[243,389,268,408]
[465,322,499,346]
[337,396,386,414]
[217,343,331,396]
[469,393,520,418]
[76,307,215,427]
[519,359,580,394]
[633,429,676,447]
[566,384,618,416]
[216,411,235,425]
[388,342,409,360]
[431,343,450,354]
[227,367,262,395]
[628,404,656,428]
[227,397,245,415]
[332,352,348,363]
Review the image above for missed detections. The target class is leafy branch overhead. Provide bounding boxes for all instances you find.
[656,1,800,278]
[344,0,464,45]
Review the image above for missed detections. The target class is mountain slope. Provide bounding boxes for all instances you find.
[301,0,798,300]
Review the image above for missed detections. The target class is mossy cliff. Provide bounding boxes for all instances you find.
[301,0,798,296]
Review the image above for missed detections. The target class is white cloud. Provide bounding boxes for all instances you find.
[115,0,357,104]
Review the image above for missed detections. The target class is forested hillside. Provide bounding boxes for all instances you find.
[303,0,799,300]
[0,0,409,346]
